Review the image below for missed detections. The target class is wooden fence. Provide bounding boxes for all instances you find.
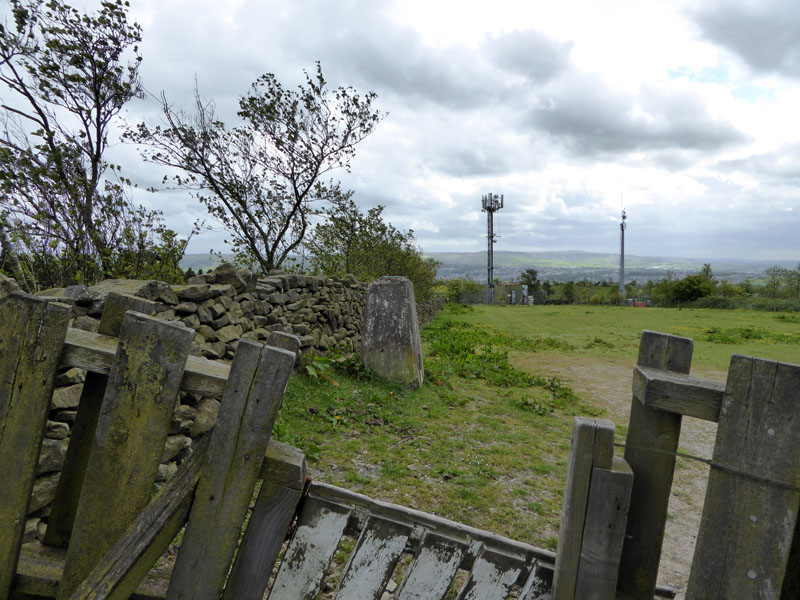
[3,290,800,599]
[551,330,800,599]
[1,292,559,599]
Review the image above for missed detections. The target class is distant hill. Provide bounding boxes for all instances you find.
[180,253,235,273]
[425,251,797,284]
[179,250,796,284]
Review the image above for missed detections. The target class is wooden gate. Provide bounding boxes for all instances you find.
[0,292,298,599]
[615,330,800,600]
[4,290,799,599]
[0,292,557,600]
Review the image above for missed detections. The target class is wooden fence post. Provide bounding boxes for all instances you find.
[67,437,210,600]
[166,341,296,600]
[617,330,692,600]
[222,442,307,600]
[0,294,70,599]
[45,293,157,548]
[686,356,800,599]
[57,312,193,600]
[553,417,632,600]
[574,457,633,599]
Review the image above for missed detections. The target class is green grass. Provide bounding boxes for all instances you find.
[273,302,800,552]
[449,304,800,371]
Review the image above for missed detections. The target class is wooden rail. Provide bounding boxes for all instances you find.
[61,327,230,399]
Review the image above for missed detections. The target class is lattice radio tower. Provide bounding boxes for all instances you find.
[482,192,504,303]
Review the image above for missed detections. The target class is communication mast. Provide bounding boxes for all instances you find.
[619,208,627,295]
[482,192,503,303]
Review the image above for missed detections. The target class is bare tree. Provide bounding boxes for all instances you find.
[127,64,384,274]
[0,0,146,286]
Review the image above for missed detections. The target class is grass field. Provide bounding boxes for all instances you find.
[276,304,800,554]
[453,304,800,370]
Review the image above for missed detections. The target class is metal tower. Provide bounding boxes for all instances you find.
[618,209,627,296]
[482,193,503,303]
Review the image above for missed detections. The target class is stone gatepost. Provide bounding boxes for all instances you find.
[360,276,423,389]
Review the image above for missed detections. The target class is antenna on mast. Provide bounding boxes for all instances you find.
[619,206,627,296]
[481,192,504,304]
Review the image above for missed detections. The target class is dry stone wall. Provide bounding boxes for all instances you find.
[50,263,368,360]
[4,265,444,541]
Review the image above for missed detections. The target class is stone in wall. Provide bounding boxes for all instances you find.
[0,272,20,297]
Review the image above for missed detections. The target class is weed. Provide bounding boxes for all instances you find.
[444,302,474,314]
[422,319,579,398]
[528,501,546,515]
[515,394,554,416]
[705,326,800,345]
[584,336,614,349]
[331,351,378,381]
[775,313,800,324]
[302,350,339,386]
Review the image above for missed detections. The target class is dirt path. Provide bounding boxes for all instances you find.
[520,352,723,600]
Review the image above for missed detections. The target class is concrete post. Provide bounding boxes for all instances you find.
[360,276,423,389]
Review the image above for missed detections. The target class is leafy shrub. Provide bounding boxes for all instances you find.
[422,319,579,405]
[692,296,738,309]
[443,302,474,314]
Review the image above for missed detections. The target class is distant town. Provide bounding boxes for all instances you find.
[180,250,798,285]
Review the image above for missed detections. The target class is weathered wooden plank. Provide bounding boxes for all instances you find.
[0,294,70,598]
[333,516,411,600]
[46,294,158,548]
[57,313,194,600]
[222,443,307,600]
[456,548,523,600]
[592,417,614,470]
[520,560,559,600]
[395,532,464,600]
[310,482,553,567]
[574,458,634,600]
[632,365,724,422]
[687,356,800,599]
[552,417,615,600]
[269,497,351,600]
[222,486,301,600]
[67,437,208,600]
[60,328,230,398]
[12,439,298,600]
[266,331,301,355]
[618,331,692,600]
[258,440,308,488]
[14,543,172,600]
[781,517,800,597]
[167,341,296,600]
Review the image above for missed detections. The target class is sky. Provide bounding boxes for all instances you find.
[69,1,800,260]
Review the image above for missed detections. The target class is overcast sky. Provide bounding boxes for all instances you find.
[104,0,800,260]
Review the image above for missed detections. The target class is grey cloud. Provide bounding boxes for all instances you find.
[253,1,503,111]
[717,144,800,184]
[692,0,800,78]
[484,30,572,83]
[527,74,746,157]
[431,147,511,177]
